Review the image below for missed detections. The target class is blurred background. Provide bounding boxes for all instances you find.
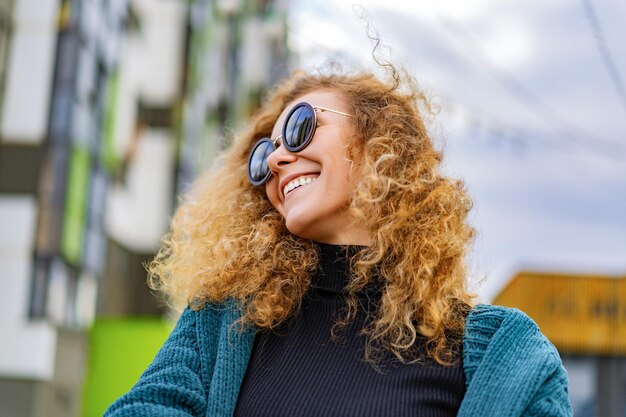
[0,0,624,416]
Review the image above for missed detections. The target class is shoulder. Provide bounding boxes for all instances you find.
[185,299,254,343]
[464,302,555,347]
[460,304,573,416]
[463,303,561,379]
[465,303,544,342]
[184,299,245,326]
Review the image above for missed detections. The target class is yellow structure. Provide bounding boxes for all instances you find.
[493,271,626,355]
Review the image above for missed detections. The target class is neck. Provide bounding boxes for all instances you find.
[312,242,368,294]
[311,229,372,246]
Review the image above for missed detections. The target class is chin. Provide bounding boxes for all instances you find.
[284,214,330,242]
[285,219,314,241]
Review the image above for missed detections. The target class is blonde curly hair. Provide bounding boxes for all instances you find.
[148,67,478,367]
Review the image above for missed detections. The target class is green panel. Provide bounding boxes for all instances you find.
[81,317,172,417]
[60,146,90,264]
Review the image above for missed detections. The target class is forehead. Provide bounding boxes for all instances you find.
[270,89,348,137]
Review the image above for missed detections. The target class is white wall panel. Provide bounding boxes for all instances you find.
[13,0,59,22]
[0,197,56,380]
[105,129,175,252]
[0,0,60,143]
[133,0,186,105]
[110,38,139,159]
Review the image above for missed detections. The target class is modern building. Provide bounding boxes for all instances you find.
[0,0,289,416]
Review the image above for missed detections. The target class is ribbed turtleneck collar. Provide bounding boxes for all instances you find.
[312,242,367,294]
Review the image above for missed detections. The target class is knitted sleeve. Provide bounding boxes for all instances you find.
[104,308,207,417]
[459,304,573,417]
[523,361,573,417]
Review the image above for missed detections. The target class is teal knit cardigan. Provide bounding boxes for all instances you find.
[105,302,572,417]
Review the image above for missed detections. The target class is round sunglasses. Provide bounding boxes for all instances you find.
[247,102,353,186]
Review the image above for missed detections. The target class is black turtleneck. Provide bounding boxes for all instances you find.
[234,243,466,417]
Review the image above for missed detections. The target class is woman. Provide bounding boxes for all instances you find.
[105,68,572,417]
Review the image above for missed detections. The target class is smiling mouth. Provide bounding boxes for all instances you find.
[283,175,319,197]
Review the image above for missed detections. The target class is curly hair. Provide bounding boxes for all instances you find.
[148,66,478,367]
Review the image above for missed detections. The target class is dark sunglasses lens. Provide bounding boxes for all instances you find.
[283,104,314,150]
[248,139,274,185]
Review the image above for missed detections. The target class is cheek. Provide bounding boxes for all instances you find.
[265,178,283,214]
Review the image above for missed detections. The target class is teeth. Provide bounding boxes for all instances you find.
[283,176,316,196]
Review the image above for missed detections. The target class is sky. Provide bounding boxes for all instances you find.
[287,0,626,301]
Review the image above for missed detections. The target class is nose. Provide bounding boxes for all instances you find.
[266,143,298,174]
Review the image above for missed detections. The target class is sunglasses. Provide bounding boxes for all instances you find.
[247,102,353,186]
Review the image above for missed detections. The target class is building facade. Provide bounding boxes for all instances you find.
[0,0,288,416]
